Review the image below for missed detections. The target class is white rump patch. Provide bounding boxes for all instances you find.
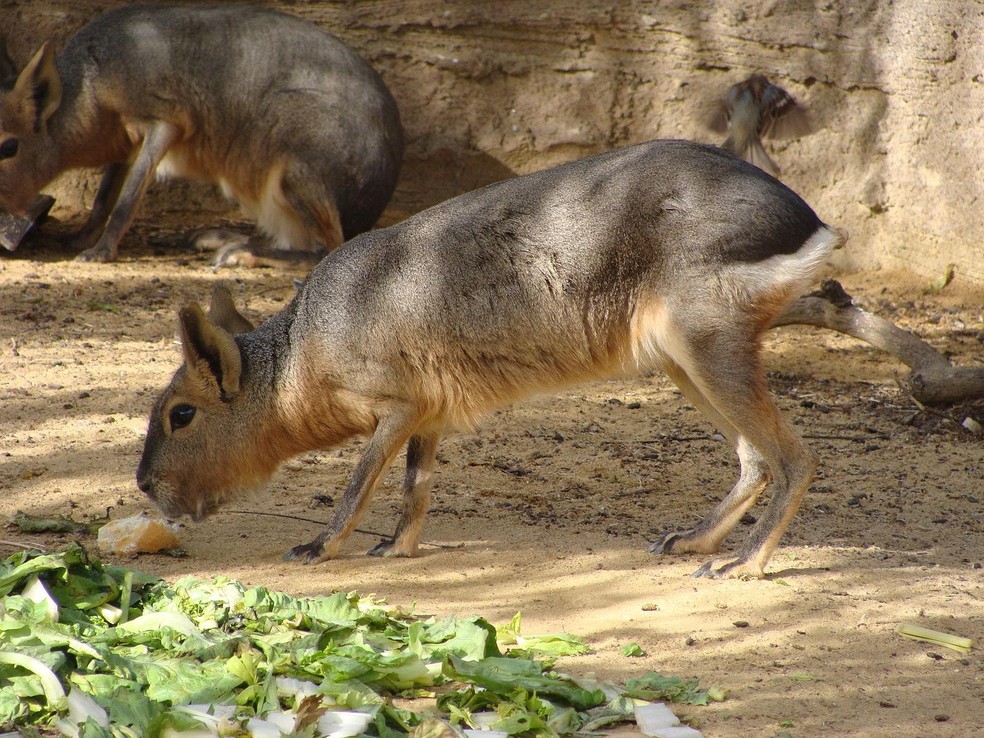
[729,225,841,298]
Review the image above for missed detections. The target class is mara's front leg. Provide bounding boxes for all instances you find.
[284,411,420,564]
[368,433,441,558]
[76,121,178,262]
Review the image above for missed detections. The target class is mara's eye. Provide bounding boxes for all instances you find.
[0,138,18,160]
[169,404,196,431]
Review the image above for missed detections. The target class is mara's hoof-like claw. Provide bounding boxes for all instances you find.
[75,246,114,263]
[647,530,692,554]
[691,557,763,580]
[690,560,718,578]
[367,539,417,558]
[367,539,396,557]
[283,540,324,564]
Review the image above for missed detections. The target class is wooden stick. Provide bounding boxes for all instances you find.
[772,280,983,405]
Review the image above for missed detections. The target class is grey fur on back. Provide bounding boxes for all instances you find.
[275,140,823,419]
[303,140,820,302]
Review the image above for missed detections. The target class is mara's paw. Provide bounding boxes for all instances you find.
[647,530,694,554]
[690,557,764,580]
[189,227,250,254]
[75,245,115,263]
[367,539,417,558]
[211,244,259,269]
[283,540,326,564]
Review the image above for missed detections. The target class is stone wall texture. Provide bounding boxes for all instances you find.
[3,0,982,283]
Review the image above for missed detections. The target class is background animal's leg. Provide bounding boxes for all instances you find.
[284,411,419,564]
[211,165,341,268]
[69,163,126,251]
[650,361,771,556]
[281,171,345,253]
[369,433,440,557]
[77,121,179,262]
[210,238,328,269]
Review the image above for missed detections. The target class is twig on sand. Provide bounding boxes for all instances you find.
[773,279,984,405]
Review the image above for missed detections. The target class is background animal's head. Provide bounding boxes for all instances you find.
[0,42,63,213]
[136,289,280,520]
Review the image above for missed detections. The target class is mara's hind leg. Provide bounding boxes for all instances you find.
[656,328,817,579]
[649,361,772,557]
[78,121,180,262]
[276,160,345,252]
[368,433,441,558]
[212,161,343,268]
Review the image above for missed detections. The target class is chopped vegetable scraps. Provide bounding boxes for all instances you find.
[0,545,721,736]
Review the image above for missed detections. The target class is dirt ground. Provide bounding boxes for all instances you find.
[1,219,982,738]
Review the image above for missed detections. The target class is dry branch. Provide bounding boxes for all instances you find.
[772,280,984,405]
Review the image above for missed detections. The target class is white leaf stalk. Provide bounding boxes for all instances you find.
[896,623,973,654]
[0,651,67,711]
[22,575,60,622]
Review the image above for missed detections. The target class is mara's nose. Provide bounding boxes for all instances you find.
[136,475,154,496]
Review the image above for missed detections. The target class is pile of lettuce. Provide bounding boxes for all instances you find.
[0,545,720,737]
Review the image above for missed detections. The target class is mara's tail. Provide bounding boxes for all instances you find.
[736,223,847,304]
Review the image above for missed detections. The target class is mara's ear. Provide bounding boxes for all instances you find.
[178,302,242,397]
[206,284,256,334]
[11,42,62,128]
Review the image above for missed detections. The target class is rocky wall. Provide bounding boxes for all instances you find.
[2,0,982,284]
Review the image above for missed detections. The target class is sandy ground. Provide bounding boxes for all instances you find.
[1,221,982,738]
